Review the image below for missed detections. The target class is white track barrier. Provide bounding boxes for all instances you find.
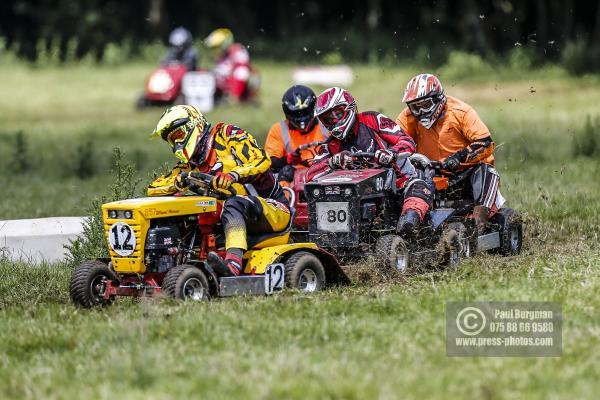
[292,65,354,87]
[0,217,87,263]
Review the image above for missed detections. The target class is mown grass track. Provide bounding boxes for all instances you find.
[0,61,599,399]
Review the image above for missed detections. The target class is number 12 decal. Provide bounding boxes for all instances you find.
[265,263,285,294]
[108,222,137,256]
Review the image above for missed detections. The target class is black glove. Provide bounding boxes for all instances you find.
[328,150,353,169]
[374,149,396,166]
[175,172,190,191]
[442,154,461,171]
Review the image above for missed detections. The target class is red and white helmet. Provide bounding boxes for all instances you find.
[402,73,446,129]
[314,87,357,140]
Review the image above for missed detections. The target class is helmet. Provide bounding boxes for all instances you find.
[282,85,317,133]
[204,28,234,54]
[314,87,357,140]
[402,73,446,129]
[169,27,192,50]
[151,105,212,164]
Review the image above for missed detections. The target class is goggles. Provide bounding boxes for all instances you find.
[166,125,188,147]
[408,97,436,116]
[319,105,346,129]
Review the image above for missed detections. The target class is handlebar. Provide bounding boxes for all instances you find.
[180,171,237,197]
[348,151,411,161]
[293,140,327,155]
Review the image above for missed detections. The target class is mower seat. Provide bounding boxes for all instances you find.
[247,205,295,250]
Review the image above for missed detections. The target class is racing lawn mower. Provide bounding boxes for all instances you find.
[302,152,464,274]
[417,154,523,258]
[69,173,348,308]
[135,62,216,111]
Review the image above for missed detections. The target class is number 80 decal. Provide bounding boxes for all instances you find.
[108,222,136,256]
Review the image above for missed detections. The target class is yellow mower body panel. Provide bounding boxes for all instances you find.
[102,196,217,274]
[243,243,320,274]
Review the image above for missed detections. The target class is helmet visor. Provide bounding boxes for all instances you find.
[319,105,347,130]
[408,97,436,116]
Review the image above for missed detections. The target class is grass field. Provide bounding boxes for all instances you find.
[1,60,599,399]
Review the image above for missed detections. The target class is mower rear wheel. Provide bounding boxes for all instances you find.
[284,252,326,292]
[163,265,210,301]
[493,208,523,256]
[375,234,411,274]
[70,260,117,308]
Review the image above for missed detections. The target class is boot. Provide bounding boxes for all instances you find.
[207,252,241,277]
[397,210,421,236]
[473,205,490,235]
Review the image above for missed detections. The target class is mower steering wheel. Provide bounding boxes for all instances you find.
[180,171,238,198]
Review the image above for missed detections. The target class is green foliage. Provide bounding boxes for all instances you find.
[322,51,343,65]
[573,115,600,158]
[0,259,71,308]
[72,139,98,179]
[508,45,538,70]
[438,51,494,81]
[11,131,31,173]
[64,147,141,266]
[562,39,589,76]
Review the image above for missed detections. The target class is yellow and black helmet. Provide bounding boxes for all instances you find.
[151,105,212,164]
[204,28,234,54]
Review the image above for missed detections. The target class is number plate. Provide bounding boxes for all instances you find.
[182,71,215,112]
[316,202,350,232]
[108,222,136,256]
[264,263,285,294]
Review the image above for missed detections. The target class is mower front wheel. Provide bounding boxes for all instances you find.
[70,260,117,308]
[284,252,326,292]
[163,265,210,301]
[493,208,523,256]
[375,234,411,274]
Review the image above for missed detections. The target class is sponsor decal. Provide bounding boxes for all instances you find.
[321,177,352,183]
[196,200,216,207]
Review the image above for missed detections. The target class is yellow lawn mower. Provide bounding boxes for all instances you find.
[69,172,348,307]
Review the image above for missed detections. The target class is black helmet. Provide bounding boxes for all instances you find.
[282,85,317,133]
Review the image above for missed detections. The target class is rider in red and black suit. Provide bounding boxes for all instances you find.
[305,87,434,233]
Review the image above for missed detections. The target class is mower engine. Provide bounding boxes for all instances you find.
[144,223,181,273]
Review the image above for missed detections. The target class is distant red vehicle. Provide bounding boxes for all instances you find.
[136,61,260,110]
[137,63,188,107]
[136,62,217,111]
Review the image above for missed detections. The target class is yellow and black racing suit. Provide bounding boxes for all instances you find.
[148,122,290,255]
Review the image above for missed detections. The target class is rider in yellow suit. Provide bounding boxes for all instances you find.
[148,105,290,276]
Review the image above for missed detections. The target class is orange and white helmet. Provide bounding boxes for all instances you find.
[402,73,446,129]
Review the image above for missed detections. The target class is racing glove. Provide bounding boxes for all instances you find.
[174,173,190,191]
[374,149,396,166]
[441,154,461,171]
[328,150,353,169]
[286,152,302,165]
[212,172,237,191]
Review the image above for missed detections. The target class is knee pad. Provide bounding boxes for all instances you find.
[471,164,499,204]
[404,178,434,206]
